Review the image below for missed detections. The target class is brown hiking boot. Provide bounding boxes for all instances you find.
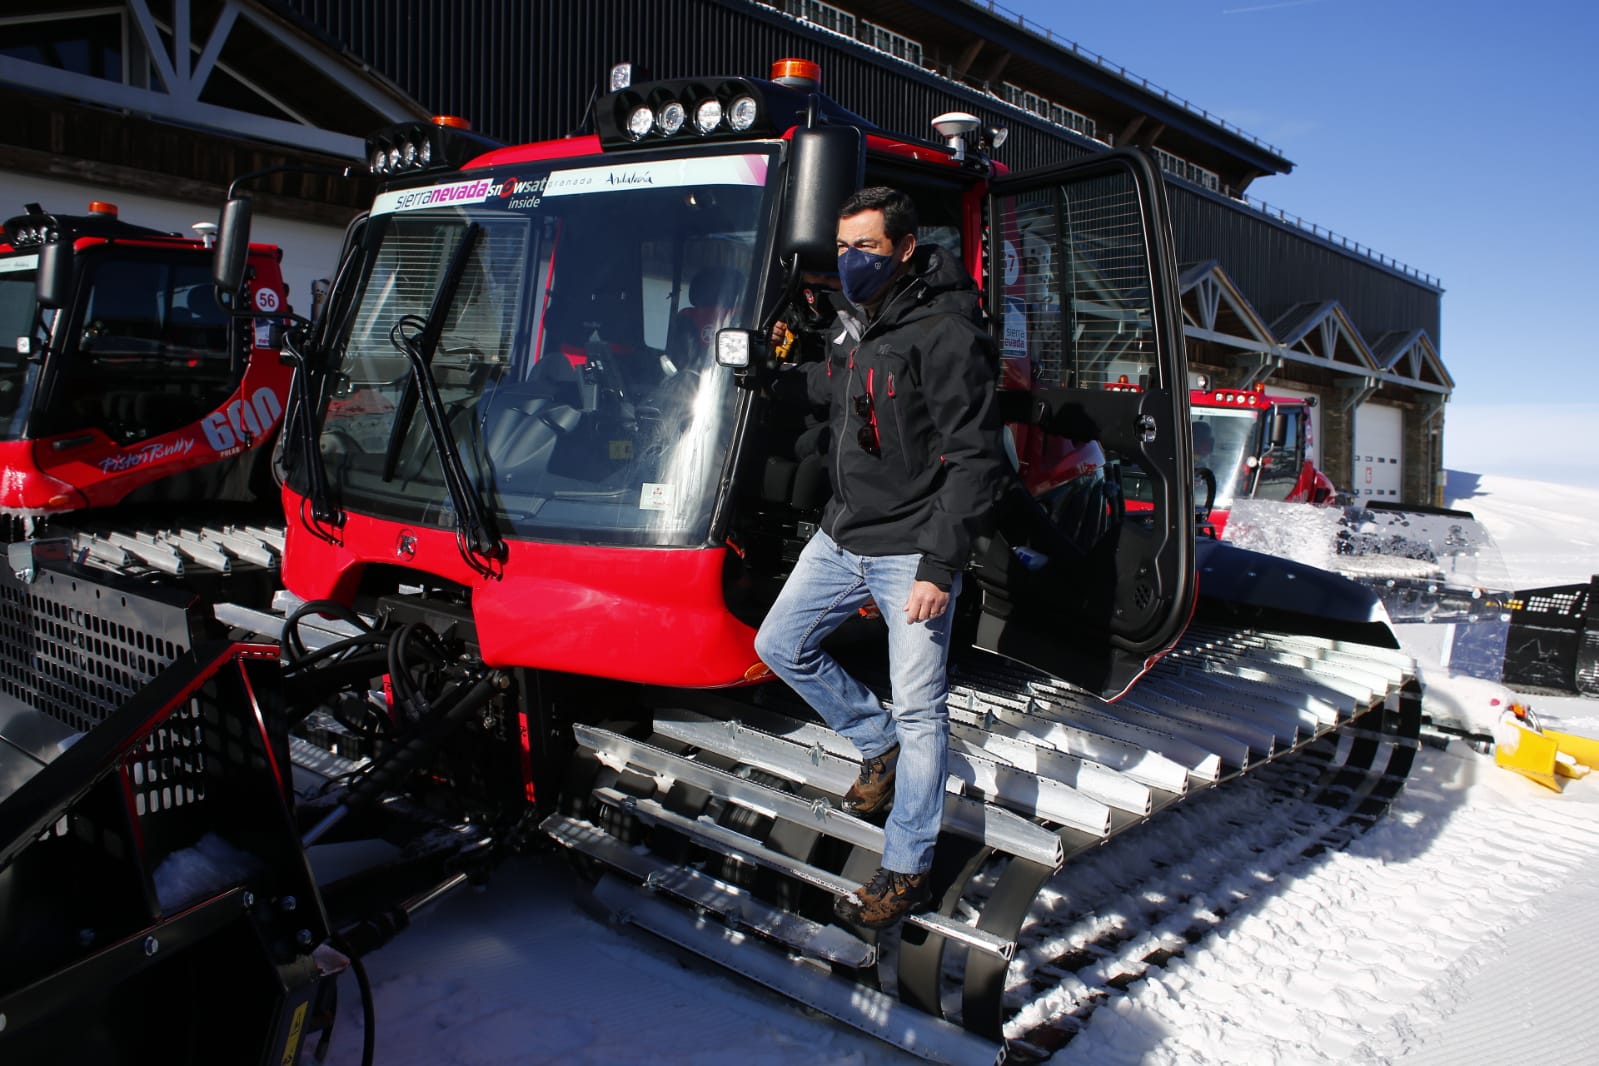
[841,744,898,818]
[834,866,930,929]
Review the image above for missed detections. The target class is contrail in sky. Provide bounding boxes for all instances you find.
[1222,0,1327,13]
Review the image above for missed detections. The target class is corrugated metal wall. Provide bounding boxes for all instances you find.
[279,0,1085,161]
[1170,192,1442,341]
[278,0,1439,347]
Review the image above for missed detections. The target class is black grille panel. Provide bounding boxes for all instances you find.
[0,566,199,734]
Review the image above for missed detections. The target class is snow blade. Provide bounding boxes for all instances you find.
[1219,498,1512,625]
[1330,502,1512,623]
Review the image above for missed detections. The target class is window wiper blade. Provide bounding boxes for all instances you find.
[382,224,478,482]
[380,224,505,564]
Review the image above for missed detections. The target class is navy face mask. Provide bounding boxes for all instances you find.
[837,246,898,306]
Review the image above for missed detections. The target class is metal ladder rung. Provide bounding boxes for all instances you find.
[950,686,1192,795]
[576,724,887,854]
[590,876,1005,1066]
[542,814,875,968]
[949,724,1151,816]
[1148,676,1303,746]
[591,787,1015,961]
[576,723,1064,868]
[1018,695,1224,784]
[655,711,1111,838]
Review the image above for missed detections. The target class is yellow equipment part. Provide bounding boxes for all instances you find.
[1547,729,1599,779]
[1494,720,1599,792]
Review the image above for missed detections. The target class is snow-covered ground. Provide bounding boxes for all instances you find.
[316,471,1599,1066]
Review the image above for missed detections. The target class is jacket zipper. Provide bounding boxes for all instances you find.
[886,371,911,477]
[828,349,859,541]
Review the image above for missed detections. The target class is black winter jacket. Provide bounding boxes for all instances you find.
[780,244,1006,589]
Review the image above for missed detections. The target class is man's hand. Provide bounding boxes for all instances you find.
[903,580,950,624]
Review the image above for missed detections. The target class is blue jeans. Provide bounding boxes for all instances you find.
[754,530,959,875]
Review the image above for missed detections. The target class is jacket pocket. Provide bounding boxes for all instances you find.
[883,369,916,478]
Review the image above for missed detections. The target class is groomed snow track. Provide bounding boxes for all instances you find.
[545,627,1421,1065]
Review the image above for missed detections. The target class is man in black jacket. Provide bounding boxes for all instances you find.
[754,186,1006,929]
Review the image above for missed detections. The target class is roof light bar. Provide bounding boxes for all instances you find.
[594,60,875,151]
[366,115,502,178]
[1,203,169,249]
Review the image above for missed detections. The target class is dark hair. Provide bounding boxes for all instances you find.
[838,186,918,243]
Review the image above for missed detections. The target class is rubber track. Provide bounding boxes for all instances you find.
[553,627,1423,1058]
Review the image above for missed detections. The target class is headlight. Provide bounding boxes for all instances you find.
[694,98,723,134]
[657,101,686,136]
[370,146,388,173]
[387,146,402,172]
[715,329,751,369]
[626,104,654,140]
[418,139,432,166]
[401,140,419,167]
[728,95,758,132]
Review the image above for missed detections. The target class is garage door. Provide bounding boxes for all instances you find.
[1354,403,1403,500]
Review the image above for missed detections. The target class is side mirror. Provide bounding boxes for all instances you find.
[213,197,254,294]
[779,124,863,272]
[1270,411,1289,448]
[36,237,74,310]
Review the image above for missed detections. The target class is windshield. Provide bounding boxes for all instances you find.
[317,148,776,547]
[0,253,41,429]
[1193,407,1262,510]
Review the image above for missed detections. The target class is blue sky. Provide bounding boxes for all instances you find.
[997,0,1599,482]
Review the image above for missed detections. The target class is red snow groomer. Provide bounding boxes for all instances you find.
[1188,382,1333,536]
[1029,379,1332,541]
[0,60,1423,1065]
[0,201,292,524]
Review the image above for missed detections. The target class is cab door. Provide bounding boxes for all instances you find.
[972,149,1194,700]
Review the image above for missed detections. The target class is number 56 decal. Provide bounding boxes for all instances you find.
[202,387,284,451]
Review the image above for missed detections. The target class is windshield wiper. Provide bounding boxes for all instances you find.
[381,225,478,482]
[380,223,505,565]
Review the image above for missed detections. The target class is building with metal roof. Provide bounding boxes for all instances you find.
[0,0,1449,503]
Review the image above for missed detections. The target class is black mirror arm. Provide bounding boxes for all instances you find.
[279,331,343,531]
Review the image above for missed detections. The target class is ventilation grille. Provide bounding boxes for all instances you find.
[0,567,197,733]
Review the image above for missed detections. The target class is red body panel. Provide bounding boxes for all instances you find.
[281,489,763,688]
[467,134,604,169]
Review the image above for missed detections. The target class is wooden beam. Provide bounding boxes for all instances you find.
[953,38,984,78]
[980,50,1012,85]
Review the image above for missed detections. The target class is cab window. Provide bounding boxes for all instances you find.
[53,253,236,442]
